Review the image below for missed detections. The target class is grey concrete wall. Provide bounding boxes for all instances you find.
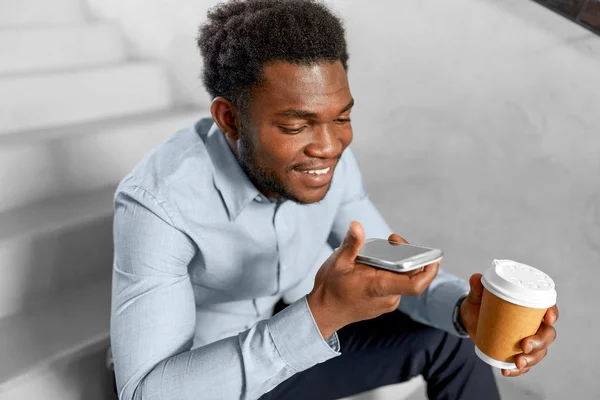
[336,1,599,399]
[83,0,600,398]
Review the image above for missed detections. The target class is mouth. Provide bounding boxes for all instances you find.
[292,163,336,188]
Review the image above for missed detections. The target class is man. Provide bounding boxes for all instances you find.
[110,1,558,399]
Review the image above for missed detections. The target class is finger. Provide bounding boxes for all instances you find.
[466,273,484,304]
[515,347,548,370]
[338,221,365,261]
[502,366,530,377]
[521,323,557,354]
[401,268,423,278]
[376,261,440,296]
[388,233,408,245]
[544,305,559,325]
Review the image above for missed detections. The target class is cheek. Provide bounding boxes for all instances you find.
[254,129,302,168]
[343,126,354,147]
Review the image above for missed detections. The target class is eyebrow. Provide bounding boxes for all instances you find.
[277,98,355,119]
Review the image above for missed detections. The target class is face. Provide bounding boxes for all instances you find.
[234,60,354,204]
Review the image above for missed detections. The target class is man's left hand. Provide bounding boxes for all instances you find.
[460,273,559,377]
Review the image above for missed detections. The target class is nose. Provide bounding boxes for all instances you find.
[305,123,344,159]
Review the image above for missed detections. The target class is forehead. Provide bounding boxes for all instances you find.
[251,61,351,114]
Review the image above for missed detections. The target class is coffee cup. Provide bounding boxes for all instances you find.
[475,259,557,369]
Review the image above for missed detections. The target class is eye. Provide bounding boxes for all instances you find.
[334,118,351,125]
[278,126,306,134]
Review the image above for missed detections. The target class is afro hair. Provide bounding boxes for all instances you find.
[197,0,348,109]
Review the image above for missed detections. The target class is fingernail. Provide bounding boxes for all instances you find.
[549,313,556,324]
[502,369,510,376]
[524,342,533,354]
[518,358,527,369]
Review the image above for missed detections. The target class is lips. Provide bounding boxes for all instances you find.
[294,161,337,173]
[298,166,330,175]
[293,162,336,188]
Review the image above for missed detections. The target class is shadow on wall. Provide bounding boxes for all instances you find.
[583,186,600,257]
[533,0,600,35]
[483,0,600,62]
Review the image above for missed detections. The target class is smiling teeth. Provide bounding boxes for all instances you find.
[303,167,330,175]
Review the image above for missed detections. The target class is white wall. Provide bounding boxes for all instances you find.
[84,0,600,144]
[338,0,600,172]
[82,1,600,399]
[84,0,220,107]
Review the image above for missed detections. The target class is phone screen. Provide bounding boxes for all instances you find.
[358,240,432,263]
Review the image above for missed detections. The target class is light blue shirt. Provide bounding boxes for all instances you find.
[111,118,470,400]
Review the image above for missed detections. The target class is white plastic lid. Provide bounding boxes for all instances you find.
[481,259,557,309]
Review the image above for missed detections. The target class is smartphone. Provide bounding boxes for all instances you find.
[355,239,443,273]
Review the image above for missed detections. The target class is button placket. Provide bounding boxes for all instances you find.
[275,202,299,290]
[274,202,293,289]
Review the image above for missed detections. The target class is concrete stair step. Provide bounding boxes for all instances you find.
[0,279,112,398]
[0,24,126,75]
[0,0,84,28]
[0,343,116,400]
[0,63,173,135]
[0,186,115,320]
[341,378,424,400]
[0,109,202,214]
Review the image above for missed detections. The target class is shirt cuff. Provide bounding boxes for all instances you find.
[267,296,341,372]
[429,281,470,336]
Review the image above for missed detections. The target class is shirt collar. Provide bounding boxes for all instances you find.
[204,122,263,220]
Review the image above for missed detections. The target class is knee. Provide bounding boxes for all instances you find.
[419,327,479,377]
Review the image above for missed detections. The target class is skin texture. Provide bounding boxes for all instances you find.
[210,60,558,378]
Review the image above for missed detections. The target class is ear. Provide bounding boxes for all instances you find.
[210,97,241,141]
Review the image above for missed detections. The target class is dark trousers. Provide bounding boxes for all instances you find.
[260,304,500,400]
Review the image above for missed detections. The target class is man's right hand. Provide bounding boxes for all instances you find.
[307,221,440,339]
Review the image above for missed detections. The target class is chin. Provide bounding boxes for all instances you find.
[290,185,331,204]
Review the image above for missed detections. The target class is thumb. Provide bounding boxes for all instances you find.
[339,221,365,261]
[466,273,484,304]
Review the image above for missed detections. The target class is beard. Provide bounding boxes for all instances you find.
[236,123,331,205]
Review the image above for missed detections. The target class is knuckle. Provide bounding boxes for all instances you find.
[385,299,396,311]
[551,327,557,342]
[383,297,399,312]
[367,280,385,297]
[412,281,427,296]
[387,296,401,310]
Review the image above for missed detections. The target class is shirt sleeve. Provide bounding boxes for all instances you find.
[328,149,470,336]
[111,185,340,400]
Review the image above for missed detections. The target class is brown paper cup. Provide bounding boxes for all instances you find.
[475,288,547,368]
[474,260,557,370]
